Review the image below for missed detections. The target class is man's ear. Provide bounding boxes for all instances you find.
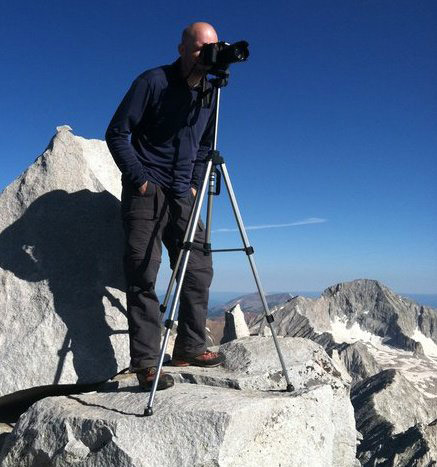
[178,43,184,56]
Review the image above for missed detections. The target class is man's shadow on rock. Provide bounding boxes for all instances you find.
[0,189,127,384]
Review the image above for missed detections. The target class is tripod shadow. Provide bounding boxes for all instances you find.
[0,189,127,384]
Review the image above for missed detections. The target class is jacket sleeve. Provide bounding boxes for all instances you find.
[105,77,150,188]
[190,90,217,189]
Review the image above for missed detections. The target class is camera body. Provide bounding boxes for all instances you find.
[200,41,249,70]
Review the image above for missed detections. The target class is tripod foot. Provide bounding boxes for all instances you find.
[286,383,295,393]
[144,407,153,417]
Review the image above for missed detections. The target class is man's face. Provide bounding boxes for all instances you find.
[179,27,218,73]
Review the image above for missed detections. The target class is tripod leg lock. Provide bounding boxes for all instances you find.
[266,315,275,324]
[160,304,167,314]
[203,242,211,256]
[207,150,224,164]
[164,319,175,330]
[244,246,254,256]
[181,241,193,251]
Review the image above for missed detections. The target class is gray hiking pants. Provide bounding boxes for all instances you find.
[121,181,213,370]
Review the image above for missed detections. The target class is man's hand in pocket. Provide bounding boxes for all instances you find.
[138,181,148,195]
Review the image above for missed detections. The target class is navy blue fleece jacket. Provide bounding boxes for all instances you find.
[105,58,217,197]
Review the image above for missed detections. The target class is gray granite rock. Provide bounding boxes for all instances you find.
[248,295,332,339]
[0,385,339,467]
[374,419,437,467]
[0,336,357,467]
[163,337,345,392]
[335,341,382,384]
[351,369,437,464]
[79,336,357,466]
[218,337,356,467]
[220,304,250,344]
[0,126,129,396]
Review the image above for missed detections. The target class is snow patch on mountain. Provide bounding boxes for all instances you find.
[411,328,437,358]
[330,315,383,346]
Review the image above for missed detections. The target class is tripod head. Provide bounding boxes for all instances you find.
[200,68,229,109]
[209,66,230,88]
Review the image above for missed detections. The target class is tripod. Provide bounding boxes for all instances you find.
[144,82,294,417]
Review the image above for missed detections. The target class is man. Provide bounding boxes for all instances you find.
[105,22,225,391]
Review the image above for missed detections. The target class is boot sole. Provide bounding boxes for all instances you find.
[139,381,174,391]
[137,375,175,391]
[171,360,224,368]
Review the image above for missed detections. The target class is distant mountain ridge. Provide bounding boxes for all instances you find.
[208,292,295,317]
[207,288,437,319]
[401,293,437,308]
[247,279,436,355]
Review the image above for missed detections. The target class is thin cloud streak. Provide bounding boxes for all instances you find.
[212,217,327,233]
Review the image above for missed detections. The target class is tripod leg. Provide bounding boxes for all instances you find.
[144,160,214,416]
[158,185,203,317]
[204,168,217,255]
[219,163,294,392]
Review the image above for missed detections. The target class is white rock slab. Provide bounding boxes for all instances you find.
[108,336,358,466]
[0,126,129,396]
[1,382,349,467]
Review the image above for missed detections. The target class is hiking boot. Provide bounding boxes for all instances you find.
[136,367,174,391]
[171,350,226,368]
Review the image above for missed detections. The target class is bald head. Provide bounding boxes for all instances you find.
[181,22,218,46]
[178,22,218,79]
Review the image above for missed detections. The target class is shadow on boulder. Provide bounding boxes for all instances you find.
[0,189,127,384]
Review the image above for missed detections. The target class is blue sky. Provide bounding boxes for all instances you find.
[1,1,436,294]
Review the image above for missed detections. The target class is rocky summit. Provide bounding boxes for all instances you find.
[0,337,357,467]
[1,127,436,465]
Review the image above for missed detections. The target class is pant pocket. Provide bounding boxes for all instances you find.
[121,182,156,220]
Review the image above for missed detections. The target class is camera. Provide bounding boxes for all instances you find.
[200,41,249,70]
